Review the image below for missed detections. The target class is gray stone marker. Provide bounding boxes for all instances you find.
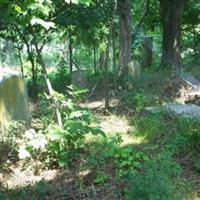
[146,103,200,120]
[0,75,31,131]
[164,103,200,119]
[128,60,141,80]
[127,60,141,90]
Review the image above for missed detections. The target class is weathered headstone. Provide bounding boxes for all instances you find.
[71,70,87,89]
[0,75,31,131]
[128,60,141,80]
[127,60,141,90]
[145,103,200,120]
[164,103,200,119]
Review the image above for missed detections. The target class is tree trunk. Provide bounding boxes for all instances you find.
[31,29,63,129]
[118,0,132,78]
[14,25,38,99]
[103,40,110,110]
[112,24,117,90]
[160,0,186,71]
[14,30,24,77]
[69,32,73,74]
[93,40,97,74]
[17,46,24,77]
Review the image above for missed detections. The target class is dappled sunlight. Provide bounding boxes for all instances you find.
[86,113,145,146]
[120,133,145,146]
[81,100,104,109]
[2,166,60,189]
[99,115,130,134]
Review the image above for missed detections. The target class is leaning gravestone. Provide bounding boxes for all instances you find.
[0,74,31,132]
[71,70,87,89]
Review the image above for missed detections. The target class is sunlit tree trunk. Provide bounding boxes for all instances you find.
[160,0,186,71]
[30,27,63,129]
[118,0,132,78]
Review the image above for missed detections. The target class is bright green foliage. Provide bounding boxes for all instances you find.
[120,91,149,112]
[107,146,149,179]
[84,126,185,199]
[54,0,114,49]
[125,152,182,200]
[94,171,108,185]
[16,88,105,168]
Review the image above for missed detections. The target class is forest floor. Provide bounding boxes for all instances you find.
[1,71,200,199]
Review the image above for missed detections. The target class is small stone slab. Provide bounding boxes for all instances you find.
[145,103,200,120]
[183,75,200,88]
[164,103,200,119]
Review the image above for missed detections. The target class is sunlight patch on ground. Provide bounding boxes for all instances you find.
[99,115,130,134]
[2,167,59,189]
[87,114,145,146]
[120,133,145,146]
[80,99,119,110]
[77,169,91,179]
[81,100,104,109]
[99,114,145,145]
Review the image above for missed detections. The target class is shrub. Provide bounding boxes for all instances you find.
[125,152,182,200]
[16,88,105,168]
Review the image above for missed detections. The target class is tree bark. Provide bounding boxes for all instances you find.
[14,25,38,99]
[93,40,97,74]
[103,37,111,110]
[112,24,117,90]
[69,32,73,73]
[118,0,132,78]
[31,27,63,129]
[160,0,186,71]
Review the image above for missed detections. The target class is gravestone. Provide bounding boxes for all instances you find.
[0,75,31,131]
[71,70,87,89]
[127,60,141,90]
[164,103,200,119]
[145,103,200,120]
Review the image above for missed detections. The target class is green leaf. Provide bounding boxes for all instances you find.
[58,152,68,167]
[48,130,63,141]
[66,120,84,133]
[14,4,22,13]
[90,127,105,137]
